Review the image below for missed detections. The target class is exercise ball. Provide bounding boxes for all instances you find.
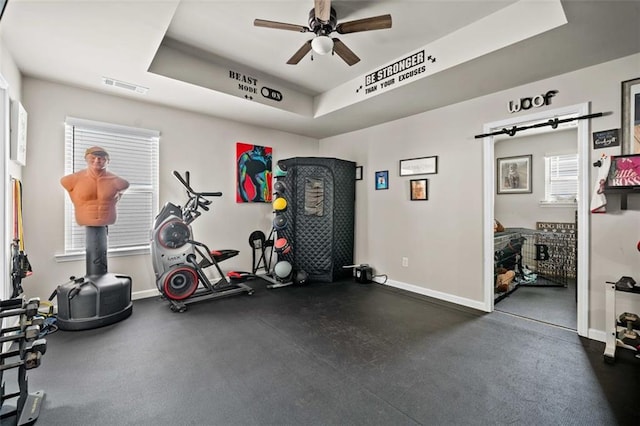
[293,269,308,285]
[273,164,288,178]
[273,197,287,211]
[273,180,286,195]
[274,261,292,280]
[273,214,287,230]
[274,237,291,254]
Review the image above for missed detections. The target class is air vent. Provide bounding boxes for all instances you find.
[102,77,148,94]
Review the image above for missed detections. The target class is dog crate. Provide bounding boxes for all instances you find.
[494,223,577,301]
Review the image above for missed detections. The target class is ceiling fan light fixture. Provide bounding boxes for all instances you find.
[311,35,333,55]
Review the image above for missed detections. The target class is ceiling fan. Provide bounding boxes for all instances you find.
[254,0,392,66]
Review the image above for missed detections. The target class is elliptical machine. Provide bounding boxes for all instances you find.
[151,171,253,312]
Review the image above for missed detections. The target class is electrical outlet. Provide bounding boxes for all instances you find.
[402,257,409,267]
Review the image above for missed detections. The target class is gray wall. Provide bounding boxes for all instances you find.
[1,36,23,304]
[495,129,577,228]
[6,37,640,338]
[319,53,640,336]
[20,78,319,299]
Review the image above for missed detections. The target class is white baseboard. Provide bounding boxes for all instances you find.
[375,277,489,312]
[588,328,606,343]
[132,288,160,300]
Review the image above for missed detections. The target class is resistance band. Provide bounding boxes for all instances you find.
[11,178,32,298]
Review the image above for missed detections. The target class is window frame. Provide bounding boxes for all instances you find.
[56,117,159,261]
[541,152,578,206]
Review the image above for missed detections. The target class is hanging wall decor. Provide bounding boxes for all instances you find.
[497,155,532,194]
[375,170,389,190]
[605,154,640,188]
[236,142,273,203]
[410,179,428,200]
[593,129,620,150]
[621,77,640,154]
[355,166,363,181]
[399,156,437,176]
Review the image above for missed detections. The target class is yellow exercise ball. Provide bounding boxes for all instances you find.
[273,197,287,211]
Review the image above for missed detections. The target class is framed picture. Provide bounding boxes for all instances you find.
[497,155,532,194]
[605,154,640,188]
[592,128,620,150]
[235,142,273,203]
[355,166,363,181]
[410,178,428,200]
[10,100,28,166]
[621,77,640,154]
[399,156,438,176]
[375,170,389,190]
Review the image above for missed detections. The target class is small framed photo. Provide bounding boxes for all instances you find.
[375,170,389,190]
[410,178,428,200]
[355,166,363,181]
[497,155,532,194]
[399,156,437,176]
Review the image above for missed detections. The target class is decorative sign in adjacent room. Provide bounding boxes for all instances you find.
[236,143,272,203]
[592,128,620,149]
[535,222,577,279]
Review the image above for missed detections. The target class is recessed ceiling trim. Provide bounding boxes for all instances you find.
[314,0,568,117]
[148,40,313,117]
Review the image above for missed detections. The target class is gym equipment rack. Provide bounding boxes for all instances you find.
[0,296,47,425]
[604,278,640,363]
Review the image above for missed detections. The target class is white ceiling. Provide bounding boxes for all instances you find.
[1,0,639,139]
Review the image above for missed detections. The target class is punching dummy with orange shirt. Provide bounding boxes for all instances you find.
[61,146,129,227]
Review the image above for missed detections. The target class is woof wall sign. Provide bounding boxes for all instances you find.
[508,90,558,113]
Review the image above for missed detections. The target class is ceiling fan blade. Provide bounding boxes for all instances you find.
[314,0,332,22]
[254,19,309,33]
[332,38,360,66]
[287,40,313,65]
[336,14,392,34]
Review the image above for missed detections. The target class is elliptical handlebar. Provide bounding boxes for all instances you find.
[173,171,223,224]
[173,171,223,197]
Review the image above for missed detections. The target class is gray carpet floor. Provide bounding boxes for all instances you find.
[495,278,577,329]
[3,279,639,425]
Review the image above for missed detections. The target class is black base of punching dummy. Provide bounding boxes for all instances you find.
[56,273,133,331]
[55,226,133,331]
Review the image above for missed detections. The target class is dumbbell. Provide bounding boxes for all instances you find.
[0,297,24,311]
[1,315,45,336]
[0,338,46,371]
[619,312,640,340]
[0,297,40,319]
[0,338,47,360]
[0,325,40,344]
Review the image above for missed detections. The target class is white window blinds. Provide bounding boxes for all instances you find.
[64,117,159,253]
[545,153,578,202]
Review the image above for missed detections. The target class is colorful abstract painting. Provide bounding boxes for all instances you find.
[236,142,273,203]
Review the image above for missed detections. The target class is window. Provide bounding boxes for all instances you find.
[543,153,578,204]
[63,117,159,256]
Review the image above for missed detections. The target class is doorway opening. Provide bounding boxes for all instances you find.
[482,103,590,337]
